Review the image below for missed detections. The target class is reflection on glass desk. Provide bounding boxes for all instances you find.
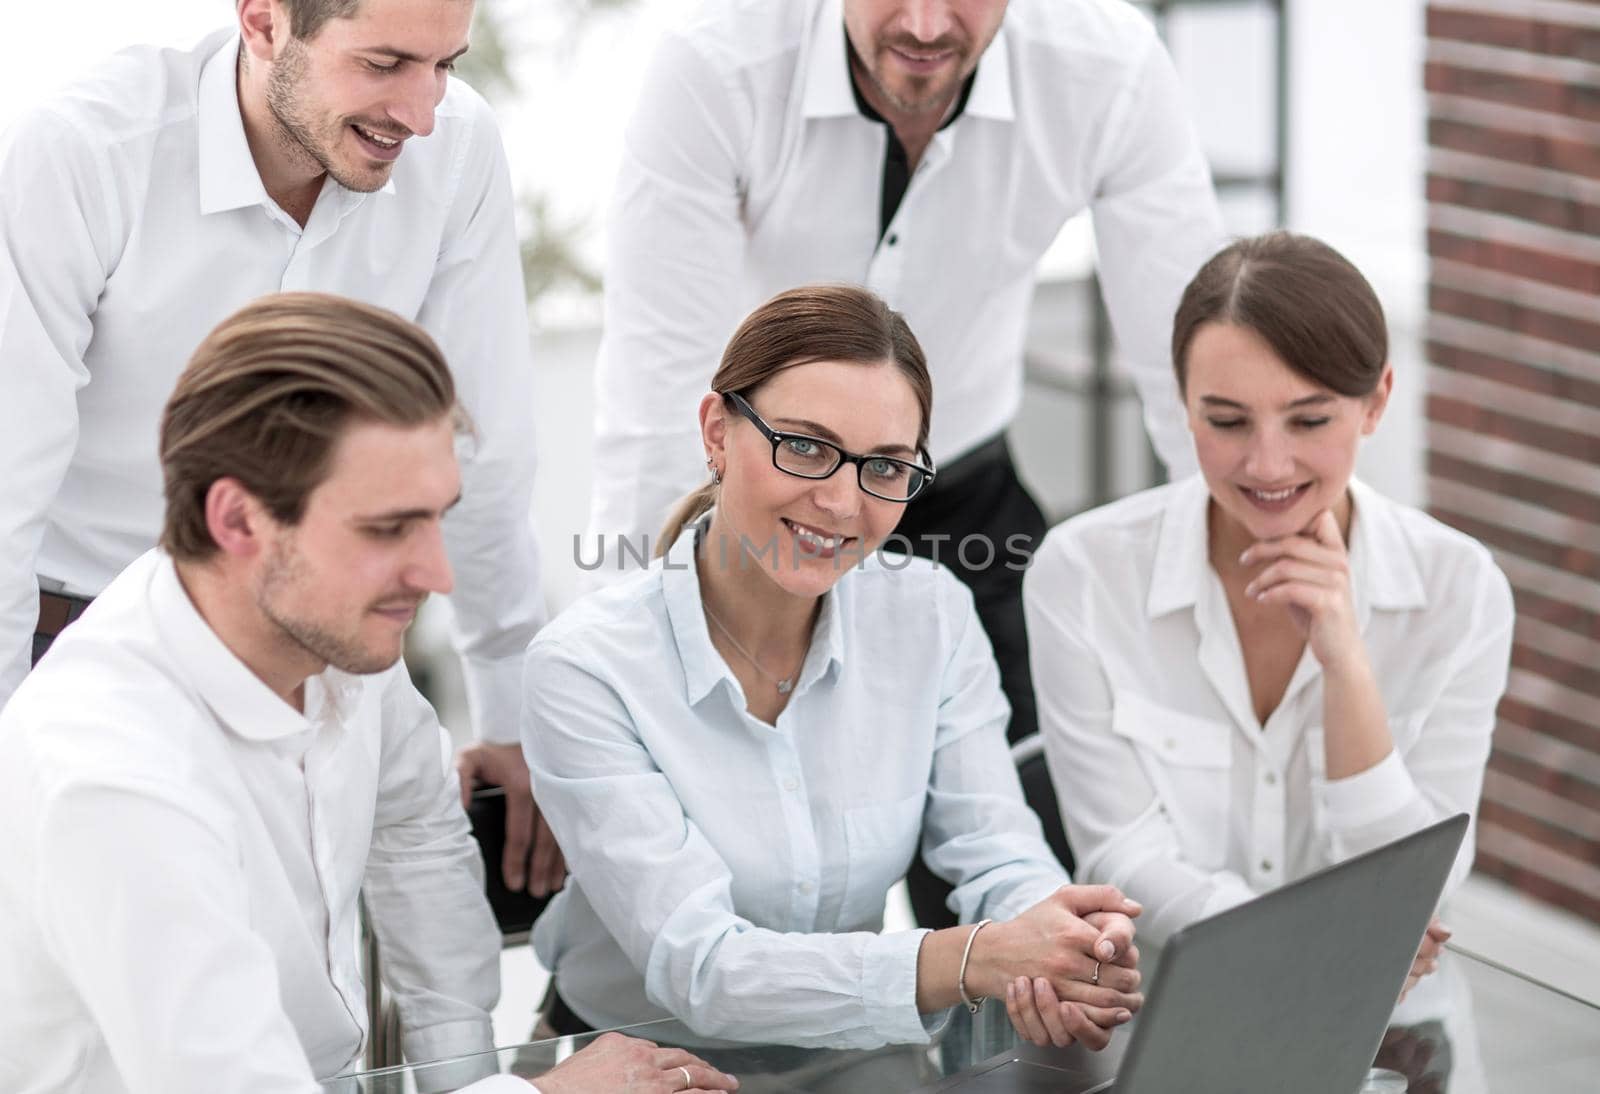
[328,947,1598,1093]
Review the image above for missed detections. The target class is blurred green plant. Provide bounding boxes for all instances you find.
[457,0,641,306]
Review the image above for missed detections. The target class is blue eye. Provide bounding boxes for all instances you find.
[784,438,818,456]
[864,458,907,480]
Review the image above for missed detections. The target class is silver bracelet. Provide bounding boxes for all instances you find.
[958,919,993,1013]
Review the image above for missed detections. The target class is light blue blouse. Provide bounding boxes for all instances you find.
[521,548,1066,1048]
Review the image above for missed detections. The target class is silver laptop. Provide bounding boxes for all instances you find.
[921,814,1470,1094]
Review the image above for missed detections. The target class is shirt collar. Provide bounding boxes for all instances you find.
[660,523,848,709]
[197,34,395,219]
[197,35,271,215]
[1146,474,1429,619]
[147,551,357,741]
[802,0,1014,123]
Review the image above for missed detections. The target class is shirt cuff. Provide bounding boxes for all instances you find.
[862,929,947,1045]
[403,1018,498,1092]
[461,653,524,744]
[1317,748,1418,832]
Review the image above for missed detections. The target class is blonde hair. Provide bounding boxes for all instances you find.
[657,284,933,553]
[159,292,458,561]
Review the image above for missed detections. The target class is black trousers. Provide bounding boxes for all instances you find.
[889,436,1049,930]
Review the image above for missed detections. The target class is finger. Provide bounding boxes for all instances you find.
[1051,977,1143,1012]
[1310,508,1344,548]
[651,1052,739,1092]
[1090,913,1135,963]
[1056,884,1139,918]
[530,808,562,898]
[1426,920,1452,943]
[1245,559,1343,599]
[1074,1002,1135,1030]
[501,782,535,893]
[1007,977,1051,1047]
[1240,534,1346,570]
[1060,1002,1113,1051]
[1030,978,1077,1048]
[1055,949,1140,995]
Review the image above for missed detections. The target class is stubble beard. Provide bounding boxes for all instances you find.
[264,37,389,195]
[258,536,401,678]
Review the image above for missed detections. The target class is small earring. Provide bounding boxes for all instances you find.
[706,456,722,486]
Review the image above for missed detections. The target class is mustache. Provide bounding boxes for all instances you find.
[350,118,412,140]
[881,32,969,56]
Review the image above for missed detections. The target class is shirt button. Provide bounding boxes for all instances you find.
[1261,859,1273,873]
[798,880,815,894]
[886,233,899,246]
[1164,739,1176,751]
[782,777,799,792]
[1264,772,1278,786]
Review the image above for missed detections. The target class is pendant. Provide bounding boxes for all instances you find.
[777,678,794,695]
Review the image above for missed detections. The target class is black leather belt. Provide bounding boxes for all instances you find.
[36,590,93,640]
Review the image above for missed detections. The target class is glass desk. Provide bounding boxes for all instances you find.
[329,947,1599,1093]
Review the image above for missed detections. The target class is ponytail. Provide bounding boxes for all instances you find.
[656,478,719,557]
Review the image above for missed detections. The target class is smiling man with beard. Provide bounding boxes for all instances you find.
[0,0,560,902]
[0,294,739,1094]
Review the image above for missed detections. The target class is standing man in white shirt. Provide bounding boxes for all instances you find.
[585,0,1225,925]
[0,0,557,894]
[0,293,739,1094]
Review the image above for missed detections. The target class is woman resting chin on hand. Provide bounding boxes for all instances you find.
[521,286,1142,1065]
[1026,232,1512,1004]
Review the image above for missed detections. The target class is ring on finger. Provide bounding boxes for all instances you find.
[1090,961,1101,986]
[678,1065,692,1090]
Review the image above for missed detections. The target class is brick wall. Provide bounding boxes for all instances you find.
[1424,0,1600,922]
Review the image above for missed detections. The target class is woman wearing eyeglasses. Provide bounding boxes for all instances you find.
[520,285,1144,1064]
[1024,233,1513,995]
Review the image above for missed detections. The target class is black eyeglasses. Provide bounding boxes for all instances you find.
[722,390,936,503]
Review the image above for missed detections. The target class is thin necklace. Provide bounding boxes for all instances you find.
[702,602,800,695]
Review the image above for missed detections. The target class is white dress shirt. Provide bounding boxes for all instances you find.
[0,551,523,1094]
[585,0,1225,559]
[1023,476,1514,945]
[0,31,543,739]
[521,545,1068,1047]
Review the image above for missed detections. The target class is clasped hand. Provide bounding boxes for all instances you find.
[971,884,1145,1050]
[1239,509,1364,671]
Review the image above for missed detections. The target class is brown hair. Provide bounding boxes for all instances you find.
[1171,231,1388,397]
[159,292,458,562]
[279,0,362,41]
[657,284,934,552]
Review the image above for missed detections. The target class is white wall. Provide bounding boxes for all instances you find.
[1287,0,1428,507]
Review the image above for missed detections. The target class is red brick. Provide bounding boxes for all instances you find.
[1427,9,1538,52]
[1429,119,1600,181]
[1427,173,1600,236]
[1427,392,1600,463]
[1500,697,1600,764]
[1432,506,1600,582]
[1428,228,1600,292]
[1512,644,1600,701]
[1426,340,1600,409]
[1428,8,1600,63]
[1473,850,1600,922]
[1479,799,1600,866]
[1428,450,1600,525]
[1494,584,1600,645]
[1429,285,1600,358]
[1426,61,1597,122]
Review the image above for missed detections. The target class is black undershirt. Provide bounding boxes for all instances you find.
[846,34,976,244]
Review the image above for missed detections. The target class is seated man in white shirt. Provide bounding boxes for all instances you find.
[0,294,737,1094]
[0,0,555,898]
[584,0,1227,927]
